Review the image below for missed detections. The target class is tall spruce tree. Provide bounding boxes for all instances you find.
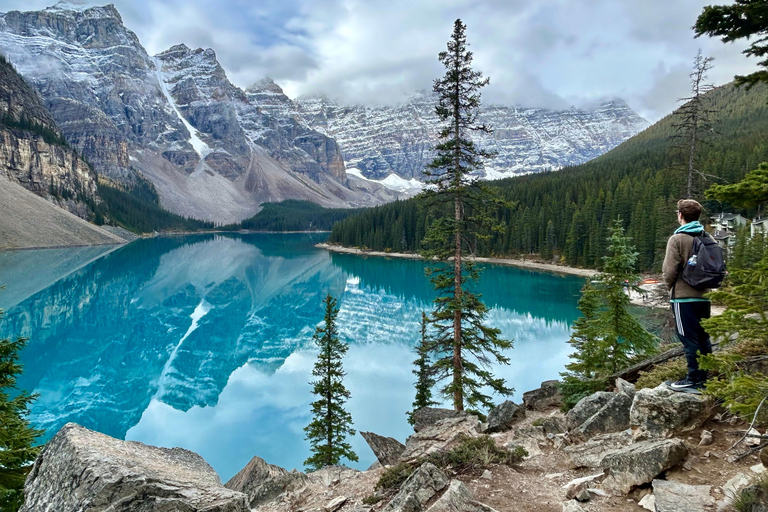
[421,19,513,411]
[303,295,357,471]
[408,312,439,425]
[0,307,42,512]
[560,219,658,407]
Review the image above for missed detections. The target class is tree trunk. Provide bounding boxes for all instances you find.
[452,44,463,412]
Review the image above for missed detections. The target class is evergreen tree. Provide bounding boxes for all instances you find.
[407,312,439,425]
[303,295,357,471]
[559,219,658,407]
[706,162,768,214]
[695,0,768,88]
[0,307,43,512]
[421,19,513,411]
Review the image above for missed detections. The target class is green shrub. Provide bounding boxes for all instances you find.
[375,463,415,491]
[362,494,384,505]
[636,359,687,390]
[730,473,768,512]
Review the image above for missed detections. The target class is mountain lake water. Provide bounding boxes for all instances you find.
[0,233,584,481]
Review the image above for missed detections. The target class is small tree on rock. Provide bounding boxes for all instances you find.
[407,312,439,425]
[304,295,358,471]
[421,19,513,411]
[0,306,43,512]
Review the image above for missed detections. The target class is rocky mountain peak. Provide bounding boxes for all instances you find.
[247,77,285,96]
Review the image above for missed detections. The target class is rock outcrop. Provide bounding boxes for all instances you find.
[485,400,526,433]
[382,462,450,512]
[224,455,309,508]
[0,55,98,218]
[563,431,633,469]
[600,439,688,494]
[21,423,248,512]
[651,479,716,512]
[523,380,562,411]
[360,431,406,466]
[630,384,713,439]
[399,415,482,463]
[566,390,633,439]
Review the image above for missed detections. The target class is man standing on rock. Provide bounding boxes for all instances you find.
[662,199,713,394]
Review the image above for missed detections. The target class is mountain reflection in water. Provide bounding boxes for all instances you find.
[0,234,583,480]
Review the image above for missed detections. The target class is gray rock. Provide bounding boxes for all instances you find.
[400,416,482,463]
[325,496,348,512]
[615,378,636,400]
[411,408,469,433]
[308,465,360,487]
[562,501,585,512]
[652,479,715,512]
[360,431,406,466]
[485,401,526,433]
[20,423,248,512]
[700,430,714,446]
[538,416,567,435]
[629,384,713,439]
[225,454,309,508]
[426,480,500,512]
[601,439,688,494]
[563,431,632,468]
[567,392,633,439]
[523,380,563,411]
[723,473,752,500]
[565,392,614,430]
[382,462,449,512]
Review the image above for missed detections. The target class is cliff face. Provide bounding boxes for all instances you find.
[0,3,397,223]
[0,56,97,218]
[294,93,650,180]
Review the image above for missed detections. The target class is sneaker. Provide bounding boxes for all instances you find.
[666,378,704,394]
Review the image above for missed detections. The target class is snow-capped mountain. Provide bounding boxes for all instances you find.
[0,3,399,223]
[292,92,650,181]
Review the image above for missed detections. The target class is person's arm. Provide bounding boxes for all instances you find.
[662,236,682,290]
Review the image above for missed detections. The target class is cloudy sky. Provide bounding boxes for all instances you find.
[1,0,759,121]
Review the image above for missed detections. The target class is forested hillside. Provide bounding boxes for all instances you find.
[329,83,768,271]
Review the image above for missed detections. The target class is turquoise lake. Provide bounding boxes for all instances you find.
[0,234,584,481]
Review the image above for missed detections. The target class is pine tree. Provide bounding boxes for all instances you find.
[421,19,513,411]
[303,295,357,471]
[0,307,43,512]
[408,312,439,425]
[559,219,659,407]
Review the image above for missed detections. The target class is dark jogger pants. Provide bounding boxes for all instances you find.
[672,301,712,383]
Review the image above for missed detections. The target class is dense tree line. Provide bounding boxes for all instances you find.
[224,200,363,232]
[95,176,214,233]
[329,83,768,272]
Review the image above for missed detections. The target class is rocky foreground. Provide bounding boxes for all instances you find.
[20,380,768,512]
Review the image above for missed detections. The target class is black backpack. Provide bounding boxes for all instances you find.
[680,233,726,290]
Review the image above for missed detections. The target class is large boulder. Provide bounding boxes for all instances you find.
[224,455,309,508]
[307,465,360,487]
[360,431,406,466]
[563,431,633,468]
[485,401,526,433]
[20,423,248,512]
[630,384,713,439]
[382,462,449,512]
[523,380,562,411]
[426,480,499,512]
[399,416,482,463]
[601,439,688,494]
[567,391,633,439]
[652,479,715,512]
[411,408,469,433]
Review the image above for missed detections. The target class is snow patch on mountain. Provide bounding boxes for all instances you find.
[152,57,211,159]
[346,168,423,194]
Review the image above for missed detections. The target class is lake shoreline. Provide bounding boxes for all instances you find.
[316,243,598,277]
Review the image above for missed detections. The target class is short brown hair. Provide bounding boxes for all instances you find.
[677,199,702,223]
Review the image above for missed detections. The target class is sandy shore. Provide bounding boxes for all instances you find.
[316,243,598,277]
